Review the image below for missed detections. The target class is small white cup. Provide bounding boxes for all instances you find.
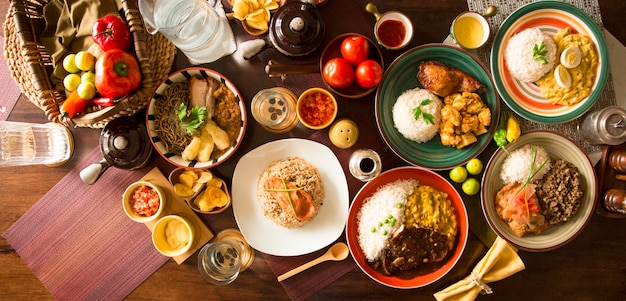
[450,12,490,49]
[366,3,413,50]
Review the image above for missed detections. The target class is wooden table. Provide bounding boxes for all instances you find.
[2,0,625,300]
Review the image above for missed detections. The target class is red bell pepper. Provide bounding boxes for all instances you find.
[92,15,131,51]
[95,49,142,99]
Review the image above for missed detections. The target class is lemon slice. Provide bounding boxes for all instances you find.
[560,46,582,69]
[554,64,572,88]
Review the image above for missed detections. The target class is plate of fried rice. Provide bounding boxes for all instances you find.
[491,1,608,124]
[376,44,500,170]
[346,166,469,288]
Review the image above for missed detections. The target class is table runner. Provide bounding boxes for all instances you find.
[2,147,171,300]
[0,35,21,121]
[466,0,617,154]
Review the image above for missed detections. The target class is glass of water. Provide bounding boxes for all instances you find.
[0,121,73,167]
[198,241,241,286]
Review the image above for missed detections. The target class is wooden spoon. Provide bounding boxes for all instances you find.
[277,242,349,282]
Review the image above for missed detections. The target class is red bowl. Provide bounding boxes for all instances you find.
[345,166,469,288]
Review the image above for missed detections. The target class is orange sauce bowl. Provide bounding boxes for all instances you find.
[297,88,338,130]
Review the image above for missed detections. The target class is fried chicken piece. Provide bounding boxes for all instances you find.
[417,61,484,97]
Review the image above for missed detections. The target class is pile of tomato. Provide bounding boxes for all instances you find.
[322,35,383,90]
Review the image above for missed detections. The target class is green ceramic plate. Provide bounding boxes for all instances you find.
[490,1,608,124]
[375,44,500,170]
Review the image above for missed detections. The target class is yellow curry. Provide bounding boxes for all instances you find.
[405,185,457,248]
[537,27,598,106]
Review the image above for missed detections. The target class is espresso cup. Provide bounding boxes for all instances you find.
[450,11,490,49]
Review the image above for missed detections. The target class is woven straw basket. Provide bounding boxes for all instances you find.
[3,0,176,128]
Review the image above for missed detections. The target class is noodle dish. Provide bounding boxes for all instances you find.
[147,68,247,169]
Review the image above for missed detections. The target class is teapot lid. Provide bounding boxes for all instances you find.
[100,116,152,169]
[270,1,325,56]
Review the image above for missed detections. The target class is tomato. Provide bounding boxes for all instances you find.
[322,58,354,89]
[340,35,370,66]
[355,60,383,89]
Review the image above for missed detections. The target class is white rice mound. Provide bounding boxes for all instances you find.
[504,28,557,82]
[356,179,418,262]
[500,144,552,185]
[392,88,442,143]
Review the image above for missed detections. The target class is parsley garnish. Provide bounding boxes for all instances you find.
[412,99,435,125]
[176,103,206,134]
[533,42,548,65]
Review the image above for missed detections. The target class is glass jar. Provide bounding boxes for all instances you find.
[578,106,626,145]
[251,88,298,134]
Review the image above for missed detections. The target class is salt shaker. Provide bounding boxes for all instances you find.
[577,106,626,145]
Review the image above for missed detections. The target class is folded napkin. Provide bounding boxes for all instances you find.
[434,236,525,301]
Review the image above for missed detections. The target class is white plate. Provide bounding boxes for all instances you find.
[232,138,350,256]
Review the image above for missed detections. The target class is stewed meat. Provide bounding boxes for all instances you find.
[536,159,583,225]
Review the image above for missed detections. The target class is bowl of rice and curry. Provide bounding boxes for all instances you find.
[491,1,608,124]
[147,67,246,169]
[345,166,469,289]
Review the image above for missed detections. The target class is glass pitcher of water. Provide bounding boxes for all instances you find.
[139,0,237,64]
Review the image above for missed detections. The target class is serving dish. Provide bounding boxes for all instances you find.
[231,138,349,256]
[122,180,166,223]
[481,130,598,252]
[376,43,499,170]
[490,1,608,124]
[152,215,195,257]
[345,166,468,288]
[146,67,247,169]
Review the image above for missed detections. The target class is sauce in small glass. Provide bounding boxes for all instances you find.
[377,20,406,48]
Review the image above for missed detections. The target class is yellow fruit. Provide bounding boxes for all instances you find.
[75,51,95,71]
[63,74,81,91]
[81,71,96,84]
[77,82,96,99]
[63,54,80,73]
[506,113,521,143]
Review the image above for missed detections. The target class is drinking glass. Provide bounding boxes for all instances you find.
[197,241,241,286]
[0,121,73,167]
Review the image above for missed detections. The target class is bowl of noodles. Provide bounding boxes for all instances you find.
[146,67,247,169]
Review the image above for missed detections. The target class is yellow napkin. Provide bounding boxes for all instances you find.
[434,236,525,301]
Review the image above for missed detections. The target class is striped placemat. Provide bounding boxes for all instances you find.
[466,0,617,154]
[2,148,169,300]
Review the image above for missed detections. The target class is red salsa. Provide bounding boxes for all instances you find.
[377,20,406,48]
[130,185,160,217]
[299,92,335,127]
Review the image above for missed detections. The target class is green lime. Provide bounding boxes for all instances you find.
[449,166,468,183]
[63,73,81,91]
[462,177,480,196]
[466,158,483,175]
[62,54,79,73]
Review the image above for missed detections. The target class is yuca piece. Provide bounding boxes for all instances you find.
[257,157,325,228]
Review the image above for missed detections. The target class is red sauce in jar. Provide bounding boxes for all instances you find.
[299,92,335,127]
[130,185,161,217]
[377,20,406,48]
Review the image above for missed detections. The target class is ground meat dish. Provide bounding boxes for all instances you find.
[536,159,583,225]
[214,85,242,146]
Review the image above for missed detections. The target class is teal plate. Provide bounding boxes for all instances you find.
[375,43,500,170]
[490,1,608,124]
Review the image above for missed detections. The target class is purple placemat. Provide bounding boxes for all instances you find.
[0,35,22,120]
[3,148,169,300]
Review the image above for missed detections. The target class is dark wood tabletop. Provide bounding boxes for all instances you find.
[2,0,626,300]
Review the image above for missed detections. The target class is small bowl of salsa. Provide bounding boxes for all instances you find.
[297,88,338,130]
[123,180,165,223]
[366,3,413,50]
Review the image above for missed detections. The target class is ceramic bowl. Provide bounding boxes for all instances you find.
[122,180,166,223]
[297,87,338,130]
[152,215,195,257]
[345,167,469,288]
[481,130,598,251]
[146,67,247,169]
